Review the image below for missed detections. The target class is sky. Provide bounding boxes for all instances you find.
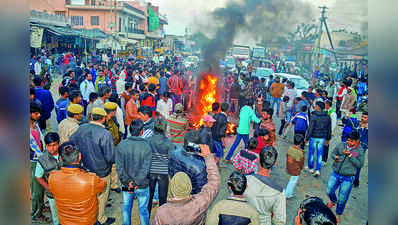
[147,0,367,36]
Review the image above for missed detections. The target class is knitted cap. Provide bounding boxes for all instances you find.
[169,172,192,199]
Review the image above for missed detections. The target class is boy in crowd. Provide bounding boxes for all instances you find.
[233,137,259,175]
[285,134,305,199]
[291,105,309,150]
[278,96,290,138]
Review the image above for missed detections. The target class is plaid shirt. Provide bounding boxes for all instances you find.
[233,149,259,174]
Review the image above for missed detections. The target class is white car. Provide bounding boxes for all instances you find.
[275,73,310,96]
[253,67,274,80]
[184,56,199,68]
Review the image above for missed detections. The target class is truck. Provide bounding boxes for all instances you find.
[232,45,250,60]
[252,47,266,59]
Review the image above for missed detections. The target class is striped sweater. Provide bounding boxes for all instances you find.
[147,134,175,174]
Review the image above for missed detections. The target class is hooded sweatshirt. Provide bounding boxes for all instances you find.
[331,142,365,177]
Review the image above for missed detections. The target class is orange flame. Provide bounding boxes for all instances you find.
[193,74,218,129]
[226,122,237,135]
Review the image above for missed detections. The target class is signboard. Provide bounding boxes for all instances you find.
[303,44,313,51]
[285,56,296,62]
[30,26,44,49]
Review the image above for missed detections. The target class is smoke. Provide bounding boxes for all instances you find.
[199,0,315,72]
[327,0,368,34]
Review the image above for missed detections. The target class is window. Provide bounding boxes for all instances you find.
[91,16,99,26]
[71,16,84,26]
[55,11,65,17]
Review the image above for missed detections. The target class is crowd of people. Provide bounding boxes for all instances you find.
[30,49,368,225]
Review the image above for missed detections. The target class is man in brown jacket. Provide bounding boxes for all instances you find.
[125,90,141,135]
[49,142,108,225]
[270,76,285,116]
[152,144,220,225]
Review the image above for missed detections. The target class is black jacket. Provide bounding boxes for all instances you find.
[169,147,207,194]
[115,136,152,189]
[306,111,332,141]
[147,133,175,174]
[212,112,228,141]
[198,126,215,153]
[69,122,115,178]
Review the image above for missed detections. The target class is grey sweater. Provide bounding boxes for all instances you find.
[331,142,365,177]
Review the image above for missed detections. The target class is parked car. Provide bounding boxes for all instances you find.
[225,56,236,70]
[253,67,274,80]
[184,56,199,69]
[275,73,310,96]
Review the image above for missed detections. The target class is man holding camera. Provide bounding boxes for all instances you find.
[115,119,152,225]
[153,144,220,225]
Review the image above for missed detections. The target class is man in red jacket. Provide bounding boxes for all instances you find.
[167,70,183,106]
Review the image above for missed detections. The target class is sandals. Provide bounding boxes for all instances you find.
[33,215,50,224]
[336,217,342,224]
[327,201,337,208]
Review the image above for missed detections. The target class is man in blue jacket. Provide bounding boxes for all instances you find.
[33,76,54,132]
[169,130,207,195]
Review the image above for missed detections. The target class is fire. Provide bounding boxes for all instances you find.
[192,74,218,129]
[226,122,237,135]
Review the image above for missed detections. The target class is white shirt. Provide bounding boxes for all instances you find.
[116,106,125,134]
[116,78,125,96]
[284,88,297,107]
[80,79,95,101]
[34,62,42,75]
[156,99,172,119]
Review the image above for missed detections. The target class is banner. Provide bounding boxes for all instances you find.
[31,26,44,49]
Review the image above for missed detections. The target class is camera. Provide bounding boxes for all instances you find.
[186,142,201,153]
[121,186,135,192]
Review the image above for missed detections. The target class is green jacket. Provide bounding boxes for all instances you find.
[237,106,260,135]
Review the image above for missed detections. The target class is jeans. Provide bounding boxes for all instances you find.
[271,97,281,115]
[322,143,330,162]
[82,100,88,116]
[285,176,299,198]
[48,198,59,225]
[214,140,224,158]
[278,119,286,136]
[326,171,355,215]
[308,137,325,171]
[122,187,150,225]
[336,99,343,119]
[294,130,306,150]
[148,174,169,216]
[225,133,249,160]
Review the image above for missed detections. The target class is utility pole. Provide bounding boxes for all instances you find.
[110,0,114,53]
[314,6,338,72]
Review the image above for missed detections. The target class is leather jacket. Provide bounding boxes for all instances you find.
[69,122,115,178]
[115,136,152,189]
[38,151,62,198]
[197,126,215,153]
[211,112,228,141]
[168,147,207,194]
[48,165,106,225]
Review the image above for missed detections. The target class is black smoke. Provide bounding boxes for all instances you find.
[199,0,315,72]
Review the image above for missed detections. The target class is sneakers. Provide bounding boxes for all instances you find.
[304,166,314,174]
[327,201,337,208]
[313,170,320,177]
